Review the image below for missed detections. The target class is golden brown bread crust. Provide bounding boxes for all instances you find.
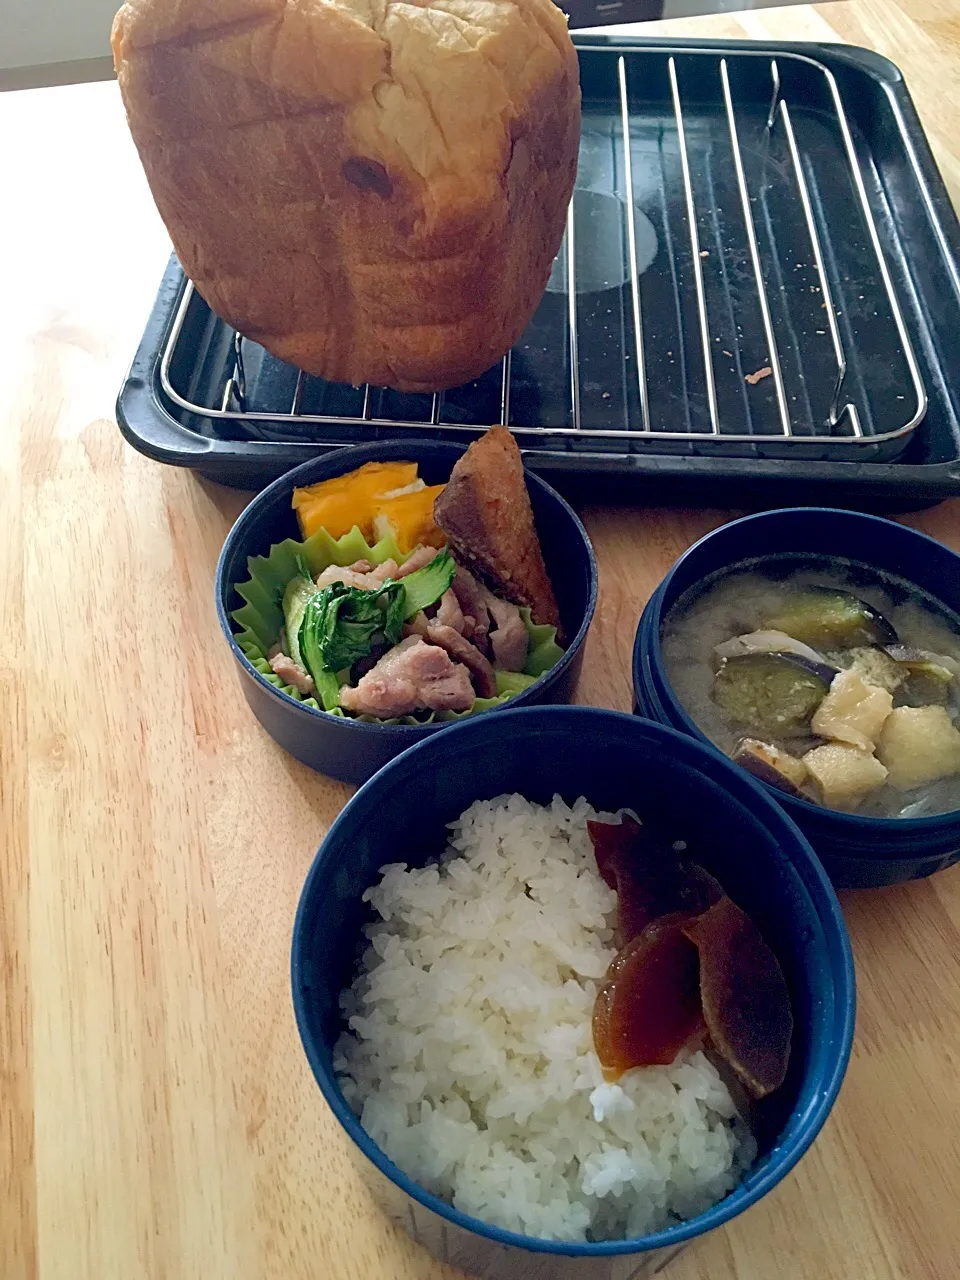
[433,426,561,633]
[112,0,581,393]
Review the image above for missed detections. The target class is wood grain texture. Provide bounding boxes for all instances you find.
[2,8,960,1275]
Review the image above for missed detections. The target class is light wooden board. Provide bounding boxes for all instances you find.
[2,6,960,1275]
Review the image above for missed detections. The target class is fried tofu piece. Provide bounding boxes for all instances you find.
[840,647,904,695]
[811,669,893,751]
[433,427,561,634]
[877,706,960,791]
[804,743,888,810]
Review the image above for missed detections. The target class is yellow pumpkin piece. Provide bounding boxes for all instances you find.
[291,461,419,539]
[372,485,447,553]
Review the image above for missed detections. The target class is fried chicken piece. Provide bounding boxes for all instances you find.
[433,427,561,635]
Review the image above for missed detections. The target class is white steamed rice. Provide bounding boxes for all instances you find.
[334,793,756,1242]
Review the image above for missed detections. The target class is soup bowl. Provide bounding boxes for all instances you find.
[634,507,960,888]
[292,706,854,1280]
[217,439,597,784]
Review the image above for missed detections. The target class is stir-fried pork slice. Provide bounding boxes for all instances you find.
[395,544,440,578]
[403,610,430,639]
[369,558,400,583]
[315,548,434,594]
[426,622,498,697]
[436,588,469,636]
[339,637,474,717]
[268,652,316,695]
[315,559,399,591]
[451,561,485,617]
[316,564,375,590]
[451,564,489,651]
[480,586,529,672]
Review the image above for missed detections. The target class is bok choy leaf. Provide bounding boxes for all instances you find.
[298,580,405,687]
[397,548,456,619]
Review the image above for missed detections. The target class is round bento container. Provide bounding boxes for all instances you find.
[634,507,960,889]
[292,706,855,1280]
[216,440,597,784]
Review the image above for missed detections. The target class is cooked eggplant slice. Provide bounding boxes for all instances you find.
[882,646,957,707]
[714,630,826,668]
[713,652,835,738]
[763,587,898,650]
[732,739,809,798]
[898,666,954,708]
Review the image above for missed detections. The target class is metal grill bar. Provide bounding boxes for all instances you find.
[232,331,246,402]
[618,55,650,431]
[500,351,512,427]
[720,58,792,437]
[565,201,581,430]
[158,45,928,454]
[776,87,862,436]
[803,56,927,434]
[290,369,305,416]
[668,56,720,436]
[765,59,781,131]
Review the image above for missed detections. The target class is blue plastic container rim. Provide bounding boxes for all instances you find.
[291,705,856,1259]
[637,506,960,841]
[215,440,598,738]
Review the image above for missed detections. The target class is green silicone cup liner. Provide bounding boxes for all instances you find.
[230,525,564,725]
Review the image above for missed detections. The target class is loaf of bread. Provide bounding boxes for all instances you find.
[112,0,581,393]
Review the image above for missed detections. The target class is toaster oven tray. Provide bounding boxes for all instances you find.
[117,35,960,508]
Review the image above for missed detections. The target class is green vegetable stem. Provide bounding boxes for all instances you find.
[398,548,456,619]
[282,573,318,667]
[313,669,343,713]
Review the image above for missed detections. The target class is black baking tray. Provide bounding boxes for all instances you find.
[116,35,960,507]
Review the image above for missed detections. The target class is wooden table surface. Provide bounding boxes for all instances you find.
[4,3,960,1277]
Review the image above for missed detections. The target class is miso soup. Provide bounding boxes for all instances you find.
[661,556,960,819]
